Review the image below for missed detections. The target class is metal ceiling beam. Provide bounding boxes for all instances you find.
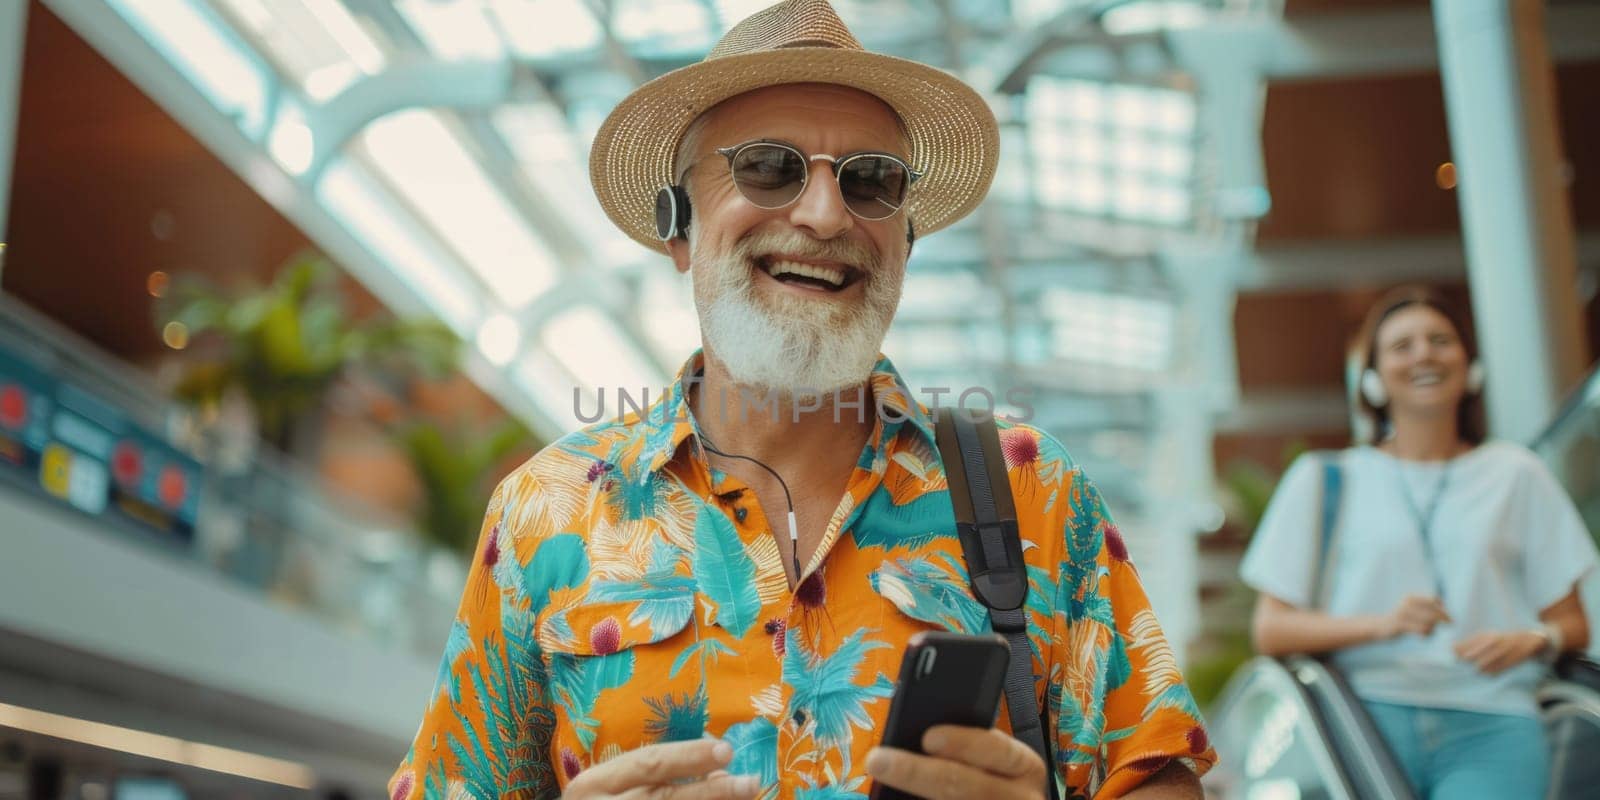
[582,0,650,85]
[1198,3,1600,83]
[1237,232,1600,293]
[302,57,513,180]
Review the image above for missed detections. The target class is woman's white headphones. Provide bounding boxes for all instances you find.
[1360,361,1486,408]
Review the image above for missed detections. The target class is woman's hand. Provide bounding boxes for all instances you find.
[1453,631,1548,674]
[865,725,1047,800]
[1377,594,1451,640]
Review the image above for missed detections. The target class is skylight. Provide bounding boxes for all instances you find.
[487,0,602,58]
[395,0,507,61]
[213,0,386,102]
[109,0,272,139]
[360,110,559,309]
[491,103,639,266]
[1041,287,1173,372]
[316,159,480,332]
[542,307,669,401]
[1027,77,1197,227]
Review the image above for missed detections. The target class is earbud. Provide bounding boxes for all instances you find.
[1361,369,1388,408]
[654,185,692,241]
[1466,361,1486,395]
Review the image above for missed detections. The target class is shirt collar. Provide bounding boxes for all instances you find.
[637,349,937,476]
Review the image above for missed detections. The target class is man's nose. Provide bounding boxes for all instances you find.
[786,159,854,240]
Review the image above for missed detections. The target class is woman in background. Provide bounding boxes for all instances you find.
[1239,286,1596,799]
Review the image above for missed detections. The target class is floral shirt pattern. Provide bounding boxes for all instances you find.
[390,352,1214,799]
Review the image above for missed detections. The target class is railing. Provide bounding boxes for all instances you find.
[1531,360,1600,547]
[1541,655,1600,799]
[1201,656,1364,800]
[0,292,459,659]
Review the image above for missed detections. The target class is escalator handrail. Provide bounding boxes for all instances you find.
[1540,654,1600,718]
[1530,358,1600,453]
[1282,655,1419,800]
[1208,655,1360,800]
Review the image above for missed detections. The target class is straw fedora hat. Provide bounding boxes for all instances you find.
[589,0,1000,252]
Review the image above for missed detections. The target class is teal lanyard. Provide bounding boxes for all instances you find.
[1394,459,1454,602]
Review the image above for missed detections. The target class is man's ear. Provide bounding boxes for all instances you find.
[666,236,691,274]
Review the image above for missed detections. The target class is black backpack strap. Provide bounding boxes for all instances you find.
[935,408,1058,800]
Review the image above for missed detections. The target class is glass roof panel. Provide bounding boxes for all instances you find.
[613,0,715,51]
[109,0,272,138]
[1027,77,1197,226]
[316,159,481,332]
[492,103,640,267]
[396,0,507,61]
[515,347,587,432]
[219,0,388,101]
[636,271,700,368]
[1101,1,1210,35]
[475,313,524,366]
[488,0,603,59]
[360,110,559,309]
[543,307,670,397]
[1043,287,1173,372]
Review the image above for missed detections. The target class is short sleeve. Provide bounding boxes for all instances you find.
[388,474,560,800]
[1513,449,1600,611]
[1048,468,1215,797]
[1239,454,1326,608]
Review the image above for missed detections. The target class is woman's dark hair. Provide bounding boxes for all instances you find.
[1349,285,1487,445]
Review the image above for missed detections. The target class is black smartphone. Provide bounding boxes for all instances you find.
[869,631,1010,800]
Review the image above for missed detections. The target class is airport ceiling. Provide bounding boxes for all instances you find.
[23,0,1599,517]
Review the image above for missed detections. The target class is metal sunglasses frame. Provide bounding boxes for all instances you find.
[713,139,924,220]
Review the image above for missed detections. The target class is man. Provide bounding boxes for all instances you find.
[390,2,1213,798]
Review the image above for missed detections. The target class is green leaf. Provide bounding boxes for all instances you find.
[668,638,737,680]
[691,507,762,637]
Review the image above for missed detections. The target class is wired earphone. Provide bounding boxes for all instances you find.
[695,432,804,582]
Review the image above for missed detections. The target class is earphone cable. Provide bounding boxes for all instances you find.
[698,435,803,582]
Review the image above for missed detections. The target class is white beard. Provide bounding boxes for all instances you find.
[692,228,902,396]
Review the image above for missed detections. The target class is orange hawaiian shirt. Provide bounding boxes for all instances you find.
[390,352,1214,799]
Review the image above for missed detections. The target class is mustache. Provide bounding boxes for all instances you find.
[732,230,879,272]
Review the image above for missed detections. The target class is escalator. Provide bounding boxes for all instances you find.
[1202,656,1415,800]
[1203,654,1600,799]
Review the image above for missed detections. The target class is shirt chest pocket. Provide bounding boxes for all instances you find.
[537,591,698,751]
[869,550,995,636]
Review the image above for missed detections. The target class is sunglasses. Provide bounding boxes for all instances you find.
[713,139,923,221]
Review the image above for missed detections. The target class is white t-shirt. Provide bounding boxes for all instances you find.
[1240,441,1598,717]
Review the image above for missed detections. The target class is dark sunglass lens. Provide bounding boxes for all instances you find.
[732,145,806,208]
[839,156,908,220]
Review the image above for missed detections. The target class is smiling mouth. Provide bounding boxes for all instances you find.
[1409,370,1445,387]
[754,256,862,293]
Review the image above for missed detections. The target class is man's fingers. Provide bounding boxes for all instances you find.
[866,747,1015,800]
[617,773,761,800]
[922,726,1043,781]
[581,739,733,793]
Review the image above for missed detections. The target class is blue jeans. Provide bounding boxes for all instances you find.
[1363,701,1549,800]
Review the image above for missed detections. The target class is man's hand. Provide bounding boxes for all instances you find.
[865,725,1047,800]
[561,738,762,800]
[1453,630,1547,674]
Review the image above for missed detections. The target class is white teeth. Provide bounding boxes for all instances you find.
[764,260,846,288]
[1411,372,1442,386]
